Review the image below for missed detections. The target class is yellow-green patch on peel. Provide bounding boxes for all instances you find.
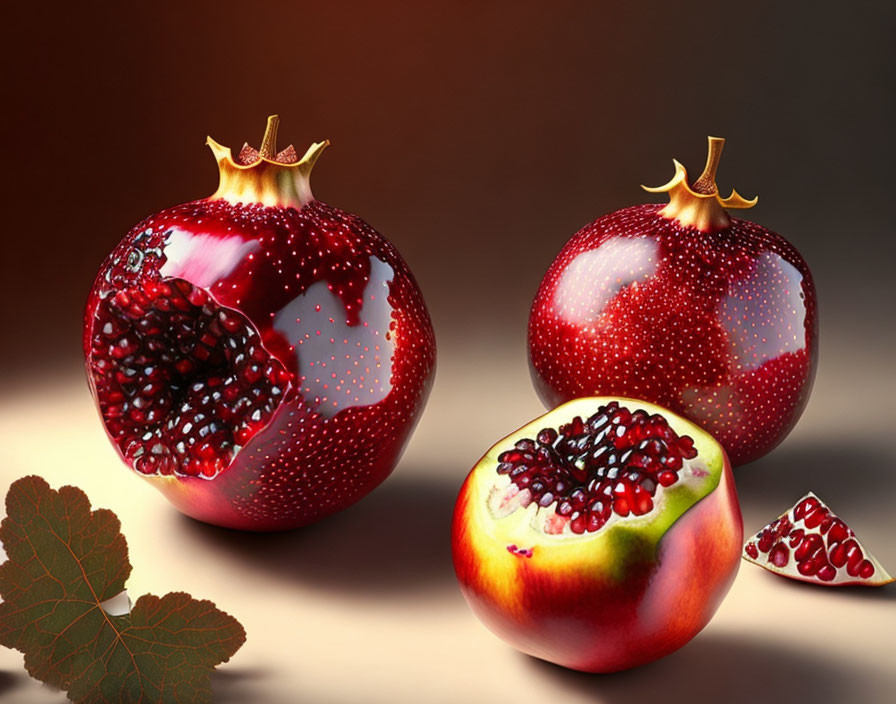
[452,397,742,673]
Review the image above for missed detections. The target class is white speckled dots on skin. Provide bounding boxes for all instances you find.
[528,204,817,466]
[86,195,436,530]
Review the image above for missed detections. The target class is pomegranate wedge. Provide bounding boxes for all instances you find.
[743,492,893,586]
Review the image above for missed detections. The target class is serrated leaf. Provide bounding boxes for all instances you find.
[0,476,246,703]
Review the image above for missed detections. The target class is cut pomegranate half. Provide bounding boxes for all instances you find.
[87,277,291,479]
[743,492,893,586]
[489,401,701,535]
[452,396,742,673]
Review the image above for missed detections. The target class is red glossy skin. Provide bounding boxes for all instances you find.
[84,197,435,530]
[528,204,817,466]
[452,444,742,672]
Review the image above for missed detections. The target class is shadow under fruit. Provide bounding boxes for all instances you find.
[83,116,436,530]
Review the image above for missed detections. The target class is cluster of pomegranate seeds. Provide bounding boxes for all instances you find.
[744,494,876,581]
[88,278,291,478]
[496,402,698,534]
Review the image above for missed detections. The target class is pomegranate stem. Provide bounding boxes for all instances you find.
[259,115,280,160]
[691,136,725,195]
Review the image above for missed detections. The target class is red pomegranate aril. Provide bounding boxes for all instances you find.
[658,470,677,487]
[614,497,631,517]
[858,560,875,579]
[769,544,789,568]
[794,497,818,521]
[803,506,827,529]
[776,518,792,538]
[797,557,820,577]
[186,288,205,306]
[234,426,255,446]
[845,546,865,576]
[219,312,243,334]
[537,428,558,445]
[829,540,849,568]
[826,520,850,546]
[631,485,653,515]
[794,533,821,562]
[816,564,836,582]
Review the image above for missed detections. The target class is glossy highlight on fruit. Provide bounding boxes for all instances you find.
[84,116,436,530]
[452,397,742,673]
[528,137,817,466]
[743,492,893,586]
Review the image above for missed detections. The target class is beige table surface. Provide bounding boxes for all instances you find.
[1,336,894,704]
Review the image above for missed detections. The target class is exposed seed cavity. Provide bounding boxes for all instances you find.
[89,278,292,479]
[494,401,698,534]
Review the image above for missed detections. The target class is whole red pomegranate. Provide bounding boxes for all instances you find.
[528,137,817,466]
[452,397,742,672]
[84,116,436,530]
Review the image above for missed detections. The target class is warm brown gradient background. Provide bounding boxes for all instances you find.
[2,2,895,703]
[3,1,896,373]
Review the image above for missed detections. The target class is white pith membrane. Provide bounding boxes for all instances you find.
[487,459,711,540]
[89,278,291,480]
[477,398,720,551]
[742,492,894,586]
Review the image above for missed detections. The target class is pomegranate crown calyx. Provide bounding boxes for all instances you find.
[207,115,330,208]
[642,136,757,232]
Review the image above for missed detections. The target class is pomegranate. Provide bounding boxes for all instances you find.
[528,137,817,465]
[452,397,742,672]
[84,116,436,531]
[743,493,893,586]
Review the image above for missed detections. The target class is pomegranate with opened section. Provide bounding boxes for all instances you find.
[84,116,436,530]
[452,397,742,672]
